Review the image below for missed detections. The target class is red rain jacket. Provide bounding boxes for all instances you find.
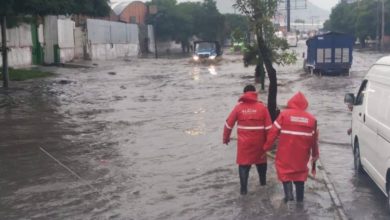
[223,92,272,165]
[264,92,319,182]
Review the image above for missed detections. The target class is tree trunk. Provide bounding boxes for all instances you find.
[1,15,9,88]
[255,61,265,90]
[256,29,278,121]
[360,37,366,49]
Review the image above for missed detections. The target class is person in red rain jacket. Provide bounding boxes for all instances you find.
[223,85,273,195]
[264,91,319,202]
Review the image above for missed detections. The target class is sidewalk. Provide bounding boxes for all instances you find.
[232,157,343,220]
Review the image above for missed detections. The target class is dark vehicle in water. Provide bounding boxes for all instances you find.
[192,41,222,62]
[304,32,354,75]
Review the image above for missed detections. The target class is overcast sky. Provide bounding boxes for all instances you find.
[309,0,338,11]
[111,0,339,11]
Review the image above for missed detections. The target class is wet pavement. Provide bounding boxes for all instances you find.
[1,42,389,219]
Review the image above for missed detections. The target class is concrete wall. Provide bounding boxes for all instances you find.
[0,24,33,67]
[58,19,75,63]
[44,16,59,64]
[147,25,155,53]
[0,48,32,67]
[44,16,75,64]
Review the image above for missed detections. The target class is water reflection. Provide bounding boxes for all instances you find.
[191,67,200,81]
[208,65,218,75]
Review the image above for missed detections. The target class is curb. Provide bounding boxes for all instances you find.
[317,160,349,220]
[266,152,348,220]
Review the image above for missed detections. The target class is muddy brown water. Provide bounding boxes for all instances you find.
[1,43,389,219]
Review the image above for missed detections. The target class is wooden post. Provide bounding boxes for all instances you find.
[1,15,9,88]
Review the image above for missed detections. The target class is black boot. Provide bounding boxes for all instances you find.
[239,165,251,195]
[256,163,267,186]
[282,182,294,202]
[294,181,305,202]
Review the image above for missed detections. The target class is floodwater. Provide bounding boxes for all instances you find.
[0,42,389,219]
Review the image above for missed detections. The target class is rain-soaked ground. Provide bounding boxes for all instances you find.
[0,41,389,219]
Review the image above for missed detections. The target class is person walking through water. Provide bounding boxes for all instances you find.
[263,92,319,202]
[223,85,272,195]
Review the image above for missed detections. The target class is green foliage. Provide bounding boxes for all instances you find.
[147,0,224,43]
[0,68,54,81]
[0,0,110,17]
[224,13,250,42]
[324,0,390,44]
[234,0,296,66]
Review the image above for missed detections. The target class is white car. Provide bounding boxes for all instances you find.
[345,56,390,210]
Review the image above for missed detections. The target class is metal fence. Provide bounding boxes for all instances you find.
[87,19,139,45]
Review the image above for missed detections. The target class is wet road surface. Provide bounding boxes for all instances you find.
[0,42,389,219]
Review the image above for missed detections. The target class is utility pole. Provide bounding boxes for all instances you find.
[1,16,9,88]
[377,0,381,50]
[381,0,385,51]
[287,0,291,32]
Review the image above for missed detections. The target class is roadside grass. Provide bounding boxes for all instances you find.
[0,68,54,81]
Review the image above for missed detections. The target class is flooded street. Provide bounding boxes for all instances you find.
[1,42,389,219]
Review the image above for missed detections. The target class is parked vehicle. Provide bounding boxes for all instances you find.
[286,33,298,47]
[305,32,354,76]
[192,41,222,62]
[344,56,390,211]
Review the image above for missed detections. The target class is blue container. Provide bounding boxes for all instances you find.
[305,32,355,75]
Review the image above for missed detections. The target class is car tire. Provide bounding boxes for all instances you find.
[354,141,364,174]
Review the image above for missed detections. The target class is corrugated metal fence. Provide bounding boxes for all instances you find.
[87,19,139,45]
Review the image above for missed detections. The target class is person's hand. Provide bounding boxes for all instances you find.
[311,161,317,178]
[223,138,230,145]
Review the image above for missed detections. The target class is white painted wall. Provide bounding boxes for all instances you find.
[58,19,75,63]
[0,48,32,67]
[44,16,58,64]
[74,27,85,59]
[148,25,155,53]
[90,44,139,60]
[43,16,76,64]
[0,24,33,67]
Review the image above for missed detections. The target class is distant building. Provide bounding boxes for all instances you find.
[112,0,148,25]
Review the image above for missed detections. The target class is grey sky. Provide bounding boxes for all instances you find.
[309,0,339,11]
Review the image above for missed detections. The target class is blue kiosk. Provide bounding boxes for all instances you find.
[304,32,355,75]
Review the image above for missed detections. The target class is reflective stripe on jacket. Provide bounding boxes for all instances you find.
[264,92,319,182]
[223,92,272,165]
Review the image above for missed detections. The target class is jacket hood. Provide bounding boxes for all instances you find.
[287,92,308,110]
[239,91,258,103]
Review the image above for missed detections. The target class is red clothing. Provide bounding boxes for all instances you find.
[264,92,319,182]
[223,92,272,165]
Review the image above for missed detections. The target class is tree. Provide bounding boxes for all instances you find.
[234,0,296,120]
[147,0,225,52]
[195,0,225,42]
[323,0,390,48]
[0,0,110,88]
[224,13,250,45]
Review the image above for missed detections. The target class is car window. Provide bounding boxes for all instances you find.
[355,80,368,105]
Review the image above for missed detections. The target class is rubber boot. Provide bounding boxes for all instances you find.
[256,163,267,186]
[239,165,251,195]
[294,181,305,202]
[282,182,294,202]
